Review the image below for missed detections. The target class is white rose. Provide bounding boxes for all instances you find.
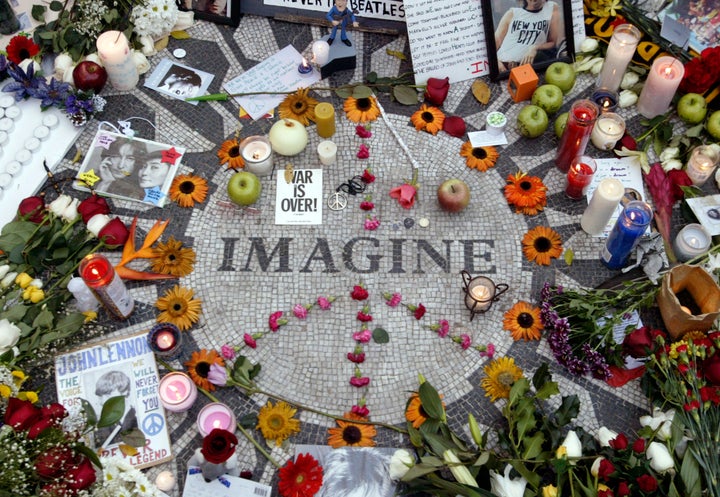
[560,430,582,458]
[138,35,157,56]
[0,265,10,280]
[579,37,599,53]
[590,457,604,477]
[131,51,150,75]
[1,272,18,288]
[0,318,21,355]
[646,442,674,473]
[172,10,195,31]
[84,53,103,66]
[54,52,74,79]
[574,56,603,73]
[662,159,683,171]
[63,65,76,86]
[388,449,414,480]
[659,147,680,162]
[63,198,80,222]
[48,194,72,218]
[639,408,674,441]
[19,59,42,74]
[86,214,111,236]
[590,59,605,75]
[620,71,640,90]
[595,426,618,447]
[618,90,638,108]
[489,465,527,497]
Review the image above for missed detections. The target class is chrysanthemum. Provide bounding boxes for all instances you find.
[481,357,524,402]
[151,237,196,277]
[6,35,40,65]
[217,138,245,170]
[460,141,499,171]
[256,401,301,446]
[522,226,563,266]
[504,171,547,215]
[503,301,543,341]
[155,285,202,331]
[343,96,380,123]
[327,411,376,448]
[185,349,224,391]
[278,453,324,497]
[170,174,208,207]
[410,104,445,135]
[278,88,318,126]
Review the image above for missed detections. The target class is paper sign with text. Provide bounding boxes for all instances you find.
[275,169,323,225]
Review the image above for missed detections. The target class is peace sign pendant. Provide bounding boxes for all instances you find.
[327,192,348,211]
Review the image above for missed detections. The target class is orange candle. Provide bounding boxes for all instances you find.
[315,102,335,138]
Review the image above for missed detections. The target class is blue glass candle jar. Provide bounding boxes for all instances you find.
[601,201,653,269]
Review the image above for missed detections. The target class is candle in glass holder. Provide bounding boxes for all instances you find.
[467,283,492,312]
[591,87,619,113]
[240,136,274,176]
[597,24,642,92]
[685,145,719,186]
[147,323,184,359]
[565,156,597,200]
[197,402,236,437]
[79,253,134,319]
[314,102,335,138]
[159,372,197,413]
[601,200,653,269]
[298,57,312,75]
[673,223,711,262]
[637,56,685,118]
[96,31,139,91]
[555,99,599,172]
[590,113,625,151]
[581,178,625,235]
[317,140,337,165]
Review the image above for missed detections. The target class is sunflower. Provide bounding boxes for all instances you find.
[278,453,324,497]
[503,301,543,341]
[6,36,40,65]
[278,88,318,126]
[256,400,301,446]
[151,237,196,277]
[522,226,563,266]
[410,104,445,135]
[327,411,376,448]
[170,174,208,208]
[155,285,202,331]
[481,356,524,402]
[504,171,547,215]
[217,138,245,170]
[460,141,499,171]
[185,349,224,391]
[343,96,381,123]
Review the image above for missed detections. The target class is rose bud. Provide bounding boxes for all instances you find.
[78,195,110,224]
[4,397,42,431]
[201,428,238,464]
[35,446,74,479]
[98,217,129,246]
[443,116,467,138]
[424,77,450,106]
[18,196,46,223]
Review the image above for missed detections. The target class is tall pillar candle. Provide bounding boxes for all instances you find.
[596,24,642,92]
[636,56,685,118]
[601,200,653,269]
[314,102,335,138]
[581,178,625,235]
[555,99,599,172]
[96,31,139,91]
[685,144,719,186]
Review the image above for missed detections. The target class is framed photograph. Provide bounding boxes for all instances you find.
[482,0,575,81]
[178,0,241,27]
[144,57,214,104]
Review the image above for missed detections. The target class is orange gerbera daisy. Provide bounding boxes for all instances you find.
[504,171,547,215]
[410,104,445,135]
[170,174,208,207]
[522,226,563,266]
[503,301,543,341]
[343,96,381,123]
[405,392,428,429]
[185,349,224,391]
[151,237,196,277]
[327,411,376,448]
[460,141,499,171]
[155,285,202,330]
[278,87,318,126]
[217,138,245,170]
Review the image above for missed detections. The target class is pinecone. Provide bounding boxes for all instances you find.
[67,111,87,127]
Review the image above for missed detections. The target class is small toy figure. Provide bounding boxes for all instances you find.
[326,0,358,47]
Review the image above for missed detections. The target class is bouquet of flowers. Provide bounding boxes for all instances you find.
[130,0,179,38]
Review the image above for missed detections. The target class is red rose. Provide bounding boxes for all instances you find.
[201,428,238,464]
[66,456,97,490]
[636,474,658,492]
[41,403,68,421]
[704,354,720,385]
[35,446,75,479]
[389,183,417,209]
[350,285,369,301]
[609,433,628,450]
[4,397,42,431]
[623,326,659,358]
[424,77,450,106]
[632,437,646,453]
[667,169,693,203]
[598,458,615,481]
[18,196,46,223]
[77,195,110,224]
[680,57,716,94]
[616,481,630,497]
[98,217,129,246]
[414,303,426,320]
[27,417,56,439]
[701,47,720,80]
[442,116,467,138]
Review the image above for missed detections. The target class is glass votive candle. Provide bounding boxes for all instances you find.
[159,372,198,413]
[565,156,597,199]
[601,200,653,269]
[240,136,274,176]
[591,87,619,113]
[147,323,184,360]
[590,112,625,151]
[197,402,236,437]
[686,145,719,186]
[673,223,711,262]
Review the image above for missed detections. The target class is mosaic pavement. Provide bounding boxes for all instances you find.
[24,14,679,494]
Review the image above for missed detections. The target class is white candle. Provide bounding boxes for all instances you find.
[590,113,625,150]
[155,471,176,492]
[597,24,642,92]
[240,136,274,176]
[317,140,337,165]
[686,145,719,186]
[637,56,685,118]
[312,40,330,66]
[96,31,139,91]
[673,223,711,262]
[580,178,625,235]
[468,284,492,311]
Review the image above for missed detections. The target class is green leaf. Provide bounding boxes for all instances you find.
[352,85,374,99]
[1,303,28,322]
[170,30,191,39]
[564,248,574,265]
[531,363,551,390]
[401,463,443,480]
[74,441,102,468]
[685,123,704,137]
[554,395,580,426]
[97,396,125,428]
[418,381,445,421]
[240,413,257,428]
[522,431,544,459]
[49,1,63,11]
[365,71,378,83]
[393,85,419,105]
[81,399,97,426]
[372,327,389,343]
[334,87,352,99]
[31,4,47,21]
[679,447,702,497]
[535,381,560,401]
[507,377,530,406]
[509,460,541,488]
[120,428,146,447]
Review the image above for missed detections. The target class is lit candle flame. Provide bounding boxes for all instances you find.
[661,66,675,79]
[213,420,221,428]
[169,384,181,400]
[301,57,309,68]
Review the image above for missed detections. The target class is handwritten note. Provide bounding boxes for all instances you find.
[275,169,323,225]
[182,468,272,497]
[224,45,320,121]
[404,0,489,84]
[570,0,586,51]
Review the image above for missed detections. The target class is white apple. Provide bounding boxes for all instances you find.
[707,110,720,140]
[268,118,308,156]
[228,171,261,205]
[516,105,549,138]
[544,62,576,94]
[677,92,707,124]
[437,179,470,212]
[531,84,564,115]
[554,111,569,138]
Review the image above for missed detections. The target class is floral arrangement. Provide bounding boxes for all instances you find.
[93,456,163,497]
[130,0,179,38]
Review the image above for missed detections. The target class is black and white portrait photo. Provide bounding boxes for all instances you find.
[84,368,139,449]
[144,58,214,104]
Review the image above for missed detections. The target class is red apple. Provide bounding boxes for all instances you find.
[72,61,108,93]
[437,179,470,212]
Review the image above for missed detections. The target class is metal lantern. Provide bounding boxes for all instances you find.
[461,270,509,321]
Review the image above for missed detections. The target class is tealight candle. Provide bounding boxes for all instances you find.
[96,31,139,91]
[197,402,236,437]
[0,130,7,147]
[5,160,21,176]
[565,156,597,200]
[312,40,330,66]
[590,113,625,151]
[15,149,32,165]
[601,200,653,269]
[25,137,41,153]
[317,140,337,165]
[159,372,198,413]
[5,105,21,120]
[486,111,507,135]
[685,145,719,186]
[42,114,59,129]
[555,99,599,172]
[147,323,184,359]
[637,56,685,118]
[0,173,12,188]
[468,284,491,312]
[240,136,274,176]
[0,95,14,108]
[591,87,619,113]
[581,178,625,235]
[0,117,14,133]
[298,57,312,75]
[34,125,51,141]
[597,24,642,92]
[314,102,335,138]
[673,223,711,262]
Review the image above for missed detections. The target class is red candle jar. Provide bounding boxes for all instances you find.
[555,99,599,172]
[565,156,597,199]
[79,253,134,319]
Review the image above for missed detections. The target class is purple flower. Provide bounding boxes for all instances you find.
[3,62,42,101]
[460,334,471,350]
[293,304,308,319]
[385,292,402,307]
[437,319,450,338]
[207,363,228,386]
[350,376,370,387]
[221,345,236,359]
[352,329,372,343]
[243,333,257,349]
[317,296,332,310]
[30,78,71,108]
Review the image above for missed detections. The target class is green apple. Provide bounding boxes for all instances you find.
[531,84,564,115]
[228,171,261,205]
[707,110,720,140]
[677,92,707,124]
[544,62,576,94]
[516,104,549,138]
[554,111,569,138]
